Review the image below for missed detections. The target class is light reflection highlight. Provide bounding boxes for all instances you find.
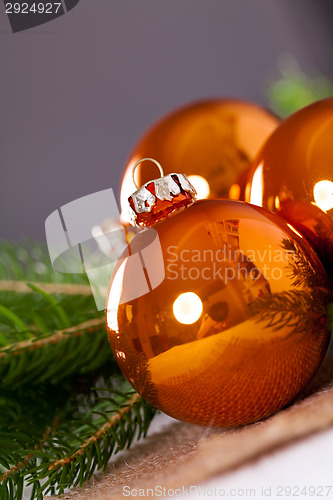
[313,180,333,212]
[173,292,203,324]
[106,259,127,332]
[286,223,304,239]
[229,183,241,200]
[187,175,210,199]
[249,163,263,206]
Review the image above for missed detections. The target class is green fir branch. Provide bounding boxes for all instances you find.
[0,317,110,389]
[0,240,156,499]
[0,285,110,388]
[267,56,333,118]
[0,240,114,387]
[0,289,101,342]
[0,240,89,285]
[0,378,155,500]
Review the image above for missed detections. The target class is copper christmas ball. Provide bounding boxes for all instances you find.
[106,192,330,427]
[120,99,279,222]
[245,98,333,277]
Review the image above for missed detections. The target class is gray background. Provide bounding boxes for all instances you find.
[1,0,333,240]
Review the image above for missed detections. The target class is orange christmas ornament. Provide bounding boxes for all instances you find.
[107,159,330,427]
[120,99,279,223]
[245,98,333,277]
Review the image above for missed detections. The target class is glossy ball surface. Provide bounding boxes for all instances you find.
[120,99,279,221]
[106,200,330,427]
[245,98,333,276]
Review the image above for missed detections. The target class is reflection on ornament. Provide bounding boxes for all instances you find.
[229,183,241,200]
[230,164,254,202]
[245,98,333,276]
[286,223,304,239]
[120,99,279,223]
[187,175,210,200]
[313,180,333,212]
[173,292,203,325]
[107,258,127,332]
[107,171,330,426]
[249,162,263,206]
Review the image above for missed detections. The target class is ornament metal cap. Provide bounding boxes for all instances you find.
[128,158,197,227]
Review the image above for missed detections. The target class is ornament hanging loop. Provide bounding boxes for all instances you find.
[132,158,164,189]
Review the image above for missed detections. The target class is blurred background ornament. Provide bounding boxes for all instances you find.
[107,162,330,427]
[245,97,333,278]
[120,99,279,224]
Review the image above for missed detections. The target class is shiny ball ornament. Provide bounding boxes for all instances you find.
[120,99,279,223]
[245,98,333,277]
[107,165,330,427]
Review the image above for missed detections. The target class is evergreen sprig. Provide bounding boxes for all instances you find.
[0,240,112,388]
[0,241,89,285]
[0,378,155,500]
[267,56,333,118]
[0,240,156,499]
[0,285,111,388]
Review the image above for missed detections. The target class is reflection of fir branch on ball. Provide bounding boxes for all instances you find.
[248,289,326,337]
[267,56,333,118]
[281,237,329,295]
[0,241,155,499]
[248,237,329,336]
